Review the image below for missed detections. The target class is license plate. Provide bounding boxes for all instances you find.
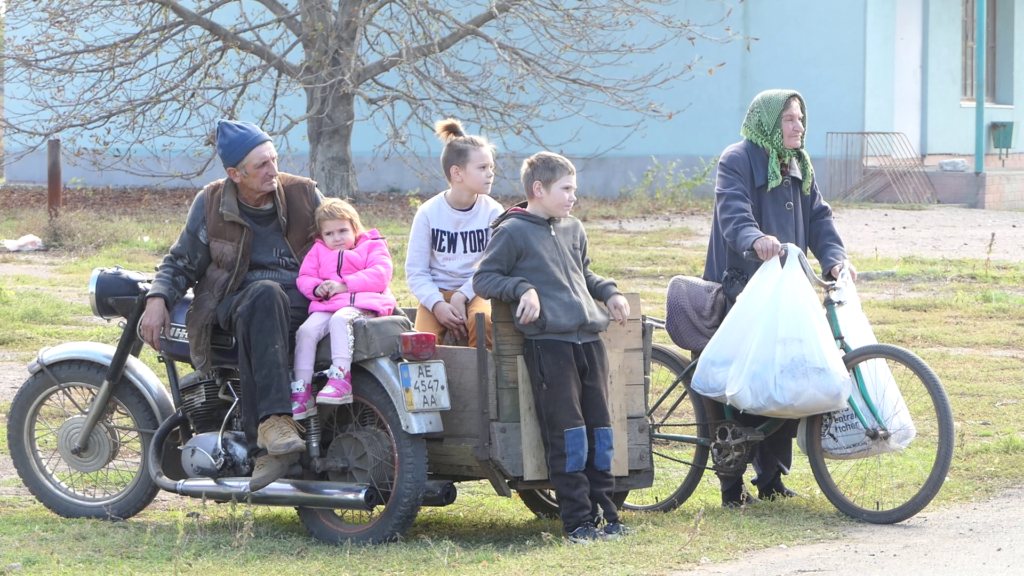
[399,361,451,412]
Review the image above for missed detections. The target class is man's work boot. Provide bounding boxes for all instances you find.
[248,451,300,492]
[256,414,306,455]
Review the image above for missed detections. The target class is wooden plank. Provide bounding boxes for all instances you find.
[493,323,525,356]
[626,417,653,471]
[425,442,486,471]
[600,321,643,350]
[432,345,496,438]
[490,299,515,322]
[489,422,524,478]
[607,349,629,476]
[625,383,646,419]
[493,355,520,388]
[517,355,549,481]
[496,388,520,423]
[616,350,644,385]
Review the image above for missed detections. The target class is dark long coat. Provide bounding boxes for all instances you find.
[702,139,847,284]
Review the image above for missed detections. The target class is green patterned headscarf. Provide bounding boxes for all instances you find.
[740,89,813,194]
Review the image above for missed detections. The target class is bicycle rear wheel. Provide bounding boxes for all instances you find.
[805,344,954,524]
[621,344,710,512]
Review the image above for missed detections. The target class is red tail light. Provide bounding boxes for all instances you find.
[401,332,436,361]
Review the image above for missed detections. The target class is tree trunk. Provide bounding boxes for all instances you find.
[307,90,359,199]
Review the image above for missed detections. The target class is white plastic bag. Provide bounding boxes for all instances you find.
[2,234,44,252]
[798,269,916,459]
[692,249,851,418]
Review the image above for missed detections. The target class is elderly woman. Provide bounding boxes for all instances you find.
[702,89,857,507]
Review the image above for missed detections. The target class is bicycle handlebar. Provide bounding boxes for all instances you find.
[742,244,835,291]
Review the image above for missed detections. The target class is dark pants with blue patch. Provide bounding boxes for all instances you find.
[523,338,618,533]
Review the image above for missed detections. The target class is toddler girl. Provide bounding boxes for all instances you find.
[292,199,397,418]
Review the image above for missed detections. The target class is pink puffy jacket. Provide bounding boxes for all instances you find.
[296,229,397,316]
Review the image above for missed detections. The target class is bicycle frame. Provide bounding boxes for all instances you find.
[649,246,889,447]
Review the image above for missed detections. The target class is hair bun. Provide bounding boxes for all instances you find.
[434,118,466,143]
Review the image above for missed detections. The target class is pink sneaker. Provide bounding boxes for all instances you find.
[290,379,316,420]
[317,365,353,405]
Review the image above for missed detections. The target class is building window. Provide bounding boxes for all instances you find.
[962,0,996,102]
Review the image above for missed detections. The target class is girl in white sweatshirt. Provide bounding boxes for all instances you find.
[404,118,503,348]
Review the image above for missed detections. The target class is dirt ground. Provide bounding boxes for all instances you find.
[2,194,1023,570]
[595,204,1024,262]
[669,487,1024,576]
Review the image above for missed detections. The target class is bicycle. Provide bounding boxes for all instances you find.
[621,246,955,524]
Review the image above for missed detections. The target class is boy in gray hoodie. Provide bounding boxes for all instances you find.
[473,152,631,543]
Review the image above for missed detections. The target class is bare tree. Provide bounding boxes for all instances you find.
[3,1,738,197]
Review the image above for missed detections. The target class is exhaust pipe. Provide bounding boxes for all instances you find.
[421,480,457,507]
[149,410,380,510]
[169,477,381,510]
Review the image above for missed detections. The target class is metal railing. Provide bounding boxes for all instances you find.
[824,132,937,204]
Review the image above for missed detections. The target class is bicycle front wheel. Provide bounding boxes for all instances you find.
[805,344,954,524]
[621,344,710,513]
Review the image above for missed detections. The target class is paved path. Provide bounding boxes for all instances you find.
[670,487,1023,576]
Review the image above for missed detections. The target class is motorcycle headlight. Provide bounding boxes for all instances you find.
[89,267,148,320]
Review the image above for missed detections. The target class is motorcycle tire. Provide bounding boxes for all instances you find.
[297,369,427,544]
[7,360,161,520]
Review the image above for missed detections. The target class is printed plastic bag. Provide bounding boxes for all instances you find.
[798,269,916,459]
[692,248,851,418]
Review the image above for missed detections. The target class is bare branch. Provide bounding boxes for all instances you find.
[149,0,300,78]
[355,1,520,84]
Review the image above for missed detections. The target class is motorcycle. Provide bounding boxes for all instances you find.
[6,266,456,544]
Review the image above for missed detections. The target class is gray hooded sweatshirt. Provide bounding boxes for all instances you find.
[473,203,621,343]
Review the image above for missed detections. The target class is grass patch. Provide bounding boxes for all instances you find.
[0,483,859,575]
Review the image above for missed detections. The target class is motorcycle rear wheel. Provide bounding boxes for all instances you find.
[297,370,427,544]
[7,360,160,519]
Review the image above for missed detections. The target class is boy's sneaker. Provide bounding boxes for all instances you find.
[602,520,632,539]
[290,379,316,420]
[317,365,353,405]
[567,522,607,544]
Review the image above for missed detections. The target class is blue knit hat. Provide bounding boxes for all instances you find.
[216,120,273,169]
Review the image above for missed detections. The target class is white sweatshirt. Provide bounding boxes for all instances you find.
[405,191,504,311]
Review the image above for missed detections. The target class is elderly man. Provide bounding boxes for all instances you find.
[141,120,323,491]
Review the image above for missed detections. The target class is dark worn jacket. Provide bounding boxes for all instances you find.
[149,173,321,373]
[703,139,846,284]
[473,204,622,343]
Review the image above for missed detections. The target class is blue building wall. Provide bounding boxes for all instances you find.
[923,0,1023,155]
[864,0,897,132]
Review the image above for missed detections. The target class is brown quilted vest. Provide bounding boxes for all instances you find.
[186,173,317,373]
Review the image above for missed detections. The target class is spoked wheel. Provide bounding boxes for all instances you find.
[6,361,160,519]
[621,344,711,512]
[518,489,628,520]
[805,344,955,524]
[297,371,427,544]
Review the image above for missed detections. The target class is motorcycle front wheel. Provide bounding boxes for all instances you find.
[297,369,427,544]
[7,360,161,519]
